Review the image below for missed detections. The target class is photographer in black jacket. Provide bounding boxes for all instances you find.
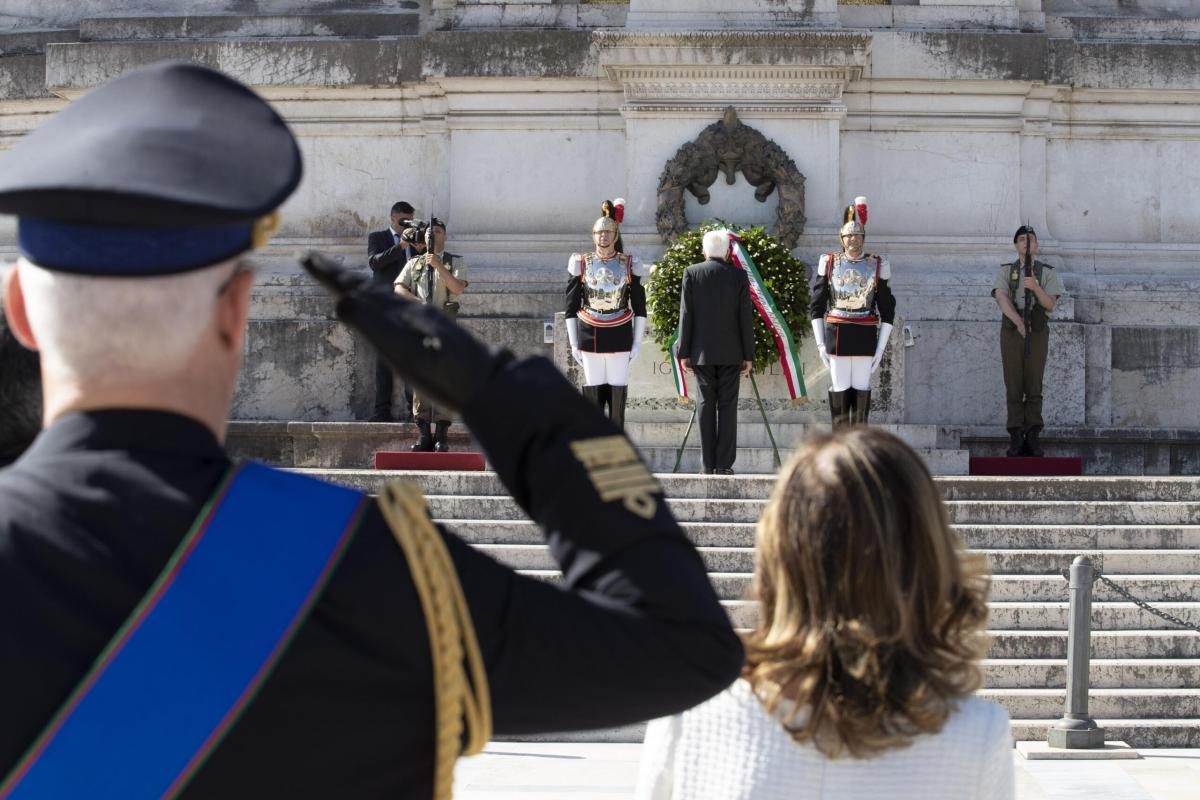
[367,201,424,421]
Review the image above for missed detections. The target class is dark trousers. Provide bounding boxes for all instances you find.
[694,364,740,472]
[373,355,394,414]
[1000,321,1049,432]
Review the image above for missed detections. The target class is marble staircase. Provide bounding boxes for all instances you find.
[298,468,1200,747]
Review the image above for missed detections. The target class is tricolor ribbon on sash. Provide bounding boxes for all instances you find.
[666,326,691,403]
[728,234,807,402]
[0,463,368,800]
[668,233,807,404]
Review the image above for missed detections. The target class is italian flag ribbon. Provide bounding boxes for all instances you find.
[666,326,690,403]
[668,233,807,403]
[728,234,806,401]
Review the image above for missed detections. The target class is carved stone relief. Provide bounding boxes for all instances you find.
[655,107,807,247]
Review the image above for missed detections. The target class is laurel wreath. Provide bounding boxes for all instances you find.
[646,221,811,375]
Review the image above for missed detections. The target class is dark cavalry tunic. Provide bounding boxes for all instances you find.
[809,253,898,358]
[565,253,648,353]
[0,360,742,798]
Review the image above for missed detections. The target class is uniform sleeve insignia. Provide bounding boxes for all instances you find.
[569,435,662,520]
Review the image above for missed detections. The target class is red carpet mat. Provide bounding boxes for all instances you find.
[970,456,1083,476]
[375,451,486,471]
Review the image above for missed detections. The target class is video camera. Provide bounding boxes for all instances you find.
[400,218,430,247]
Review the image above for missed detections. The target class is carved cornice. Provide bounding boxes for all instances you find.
[593,30,871,48]
[595,29,867,112]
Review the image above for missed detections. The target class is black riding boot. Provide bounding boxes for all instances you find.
[853,390,871,425]
[597,384,613,419]
[581,385,602,409]
[828,390,851,429]
[609,386,627,430]
[411,420,434,452]
[1025,428,1044,457]
[1006,428,1024,457]
[433,421,452,453]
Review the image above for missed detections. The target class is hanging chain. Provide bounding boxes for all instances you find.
[1062,567,1200,634]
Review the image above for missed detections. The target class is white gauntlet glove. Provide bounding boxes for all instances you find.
[870,322,894,374]
[629,317,646,362]
[565,318,584,365]
[810,319,829,369]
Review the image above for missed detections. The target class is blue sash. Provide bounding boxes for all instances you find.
[0,462,368,799]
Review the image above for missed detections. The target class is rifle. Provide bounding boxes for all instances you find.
[1022,253,1033,358]
[423,216,437,306]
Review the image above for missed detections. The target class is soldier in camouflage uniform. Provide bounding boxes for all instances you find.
[991,225,1065,457]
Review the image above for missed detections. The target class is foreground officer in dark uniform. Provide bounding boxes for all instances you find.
[0,62,742,800]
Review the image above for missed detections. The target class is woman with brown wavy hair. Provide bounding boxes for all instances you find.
[636,428,1013,800]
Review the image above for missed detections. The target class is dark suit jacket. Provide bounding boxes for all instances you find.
[677,257,755,365]
[367,228,413,285]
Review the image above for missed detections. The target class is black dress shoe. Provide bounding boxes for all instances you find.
[1006,428,1024,457]
[369,410,392,423]
[715,468,735,475]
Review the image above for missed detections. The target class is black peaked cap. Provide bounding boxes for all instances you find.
[0,61,302,227]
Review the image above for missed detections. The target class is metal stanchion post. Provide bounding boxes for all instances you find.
[1047,555,1106,749]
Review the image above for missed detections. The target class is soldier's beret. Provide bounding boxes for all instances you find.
[0,61,302,275]
[1013,225,1037,243]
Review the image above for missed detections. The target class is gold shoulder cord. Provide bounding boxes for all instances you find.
[376,481,493,800]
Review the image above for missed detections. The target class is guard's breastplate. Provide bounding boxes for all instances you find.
[828,254,879,321]
[582,253,632,320]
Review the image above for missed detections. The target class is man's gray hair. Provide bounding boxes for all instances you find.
[702,230,733,260]
[16,258,236,386]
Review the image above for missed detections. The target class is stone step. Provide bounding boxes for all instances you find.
[418,496,1200,526]
[636,445,969,476]
[945,502,1200,526]
[1008,720,1200,749]
[981,689,1200,720]
[719,601,1200,631]
[293,468,1200,503]
[447,519,1200,550]
[978,659,1200,690]
[500,720,1200,748]
[482,545,1200,575]
[519,569,1200,603]
[989,575,1200,603]
[937,477,1200,503]
[622,422,946,450]
[988,631,1200,660]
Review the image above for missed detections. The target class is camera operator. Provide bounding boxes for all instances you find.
[367,201,424,421]
[394,218,467,451]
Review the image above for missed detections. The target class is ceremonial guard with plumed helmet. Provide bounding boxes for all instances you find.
[564,199,648,429]
[808,197,898,427]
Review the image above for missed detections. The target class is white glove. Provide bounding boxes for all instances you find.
[870,322,894,374]
[810,319,830,369]
[566,318,584,365]
[629,316,646,362]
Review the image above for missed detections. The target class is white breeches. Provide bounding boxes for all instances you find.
[581,352,631,386]
[829,356,872,391]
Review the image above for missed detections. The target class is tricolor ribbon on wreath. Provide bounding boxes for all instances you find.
[667,232,807,405]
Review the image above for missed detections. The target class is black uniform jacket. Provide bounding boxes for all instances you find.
[677,257,755,366]
[367,227,413,285]
[0,359,743,798]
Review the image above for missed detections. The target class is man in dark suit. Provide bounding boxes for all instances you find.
[366,201,420,421]
[677,229,754,474]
